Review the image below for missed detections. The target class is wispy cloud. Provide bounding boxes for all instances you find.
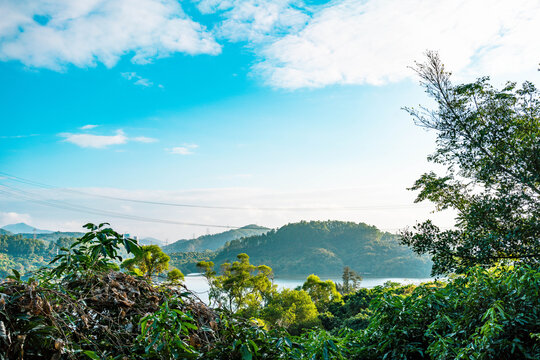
[59,130,158,148]
[121,72,157,87]
[133,136,158,143]
[0,0,221,70]
[80,124,98,130]
[168,144,199,155]
[0,134,38,139]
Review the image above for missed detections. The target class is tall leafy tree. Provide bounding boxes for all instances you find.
[401,51,540,275]
[340,266,363,294]
[198,253,276,313]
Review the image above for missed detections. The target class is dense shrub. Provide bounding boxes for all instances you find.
[358,266,540,359]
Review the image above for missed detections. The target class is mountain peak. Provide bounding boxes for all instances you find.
[1,223,53,234]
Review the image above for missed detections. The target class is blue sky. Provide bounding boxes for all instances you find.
[0,0,538,239]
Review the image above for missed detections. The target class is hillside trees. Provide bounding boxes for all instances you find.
[401,51,540,275]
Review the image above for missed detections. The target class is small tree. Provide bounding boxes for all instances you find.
[167,268,184,284]
[339,266,363,294]
[302,274,342,312]
[262,288,320,334]
[197,253,276,313]
[121,245,170,277]
[401,51,540,275]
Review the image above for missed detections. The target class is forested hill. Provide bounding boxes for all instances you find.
[211,221,432,277]
[163,225,270,253]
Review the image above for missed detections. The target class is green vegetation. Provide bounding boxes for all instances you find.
[163,225,270,253]
[212,220,432,277]
[0,226,538,359]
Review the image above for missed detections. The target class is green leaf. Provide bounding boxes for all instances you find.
[240,344,253,360]
[83,351,101,360]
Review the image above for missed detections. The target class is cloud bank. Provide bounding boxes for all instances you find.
[0,0,221,70]
[252,0,540,88]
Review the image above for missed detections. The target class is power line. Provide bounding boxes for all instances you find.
[0,171,429,212]
[0,185,240,229]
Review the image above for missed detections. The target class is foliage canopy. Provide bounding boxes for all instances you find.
[401,52,540,275]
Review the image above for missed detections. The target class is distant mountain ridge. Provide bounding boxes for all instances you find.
[1,223,53,234]
[138,237,165,246]
[163,225,270,253]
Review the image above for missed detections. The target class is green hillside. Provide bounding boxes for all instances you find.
[163,224,270,253]
[0,234,78,277]
[210,221,432,277]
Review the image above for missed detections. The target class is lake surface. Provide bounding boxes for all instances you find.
[183,274,434,304]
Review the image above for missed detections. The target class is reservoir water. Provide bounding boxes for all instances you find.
[183,274,435,304]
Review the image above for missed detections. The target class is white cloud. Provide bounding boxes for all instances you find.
[0,212,31,226]
[133,136,158,143]
[60,129,128,148]
[168,144,199,155]
[254,0,540,88]
[80,124,98,130]
[59,129,158,148]
[0,0,221,70]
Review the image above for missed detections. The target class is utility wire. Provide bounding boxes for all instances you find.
[0,171,429,212]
